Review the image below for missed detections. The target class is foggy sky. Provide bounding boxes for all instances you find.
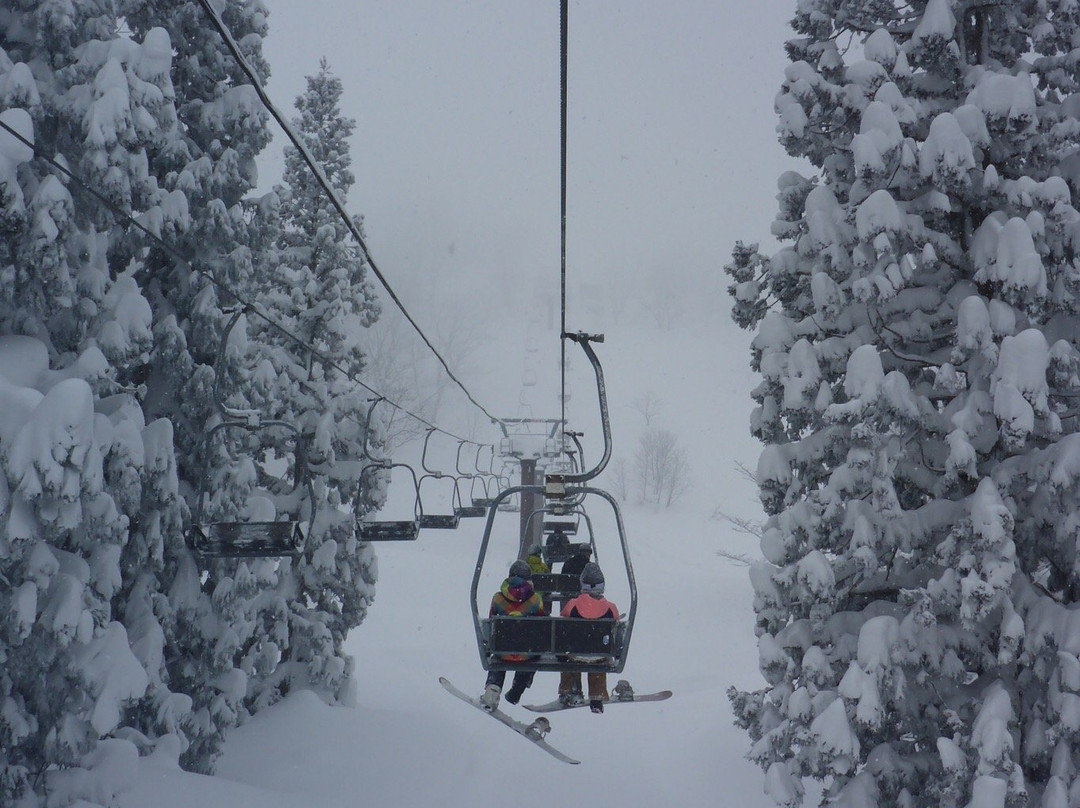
[258,1,794,326]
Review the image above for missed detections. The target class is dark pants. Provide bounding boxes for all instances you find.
[486,669,535,693]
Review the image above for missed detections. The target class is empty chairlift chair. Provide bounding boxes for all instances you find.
[469,444,499,509]
[454,477,487,519]
[414,428,461,530]
[355,462,422,541]
[188,309,314,559]
[416,472,461,530]
[452,441,488,518]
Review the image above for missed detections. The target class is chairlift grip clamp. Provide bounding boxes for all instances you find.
[545,474,567,501]
[562,331,604,344]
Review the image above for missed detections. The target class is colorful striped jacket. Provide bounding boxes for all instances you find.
[490,576,546,618]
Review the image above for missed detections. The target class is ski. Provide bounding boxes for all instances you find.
[523,681,672,712]
[438,677,581,765]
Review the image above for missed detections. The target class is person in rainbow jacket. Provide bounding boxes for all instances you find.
[479,559,546,711]
[558,562,619,713]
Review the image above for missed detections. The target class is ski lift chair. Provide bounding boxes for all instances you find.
[474,486,632,675]
[468,445,499,509]
[451,441,488,518]
[472,332,636,675]
[493,460,520,512]
[496,491,520,513]
[469,474,496,511]
[355,462,422,541]
[415,471,462,530]
[190,420,314,558]
[453,477,487,519]
[188,309,314,560]
[414,428,461,529]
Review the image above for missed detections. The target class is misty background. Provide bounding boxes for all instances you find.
[255,1,793,444]
[123,3,804,803]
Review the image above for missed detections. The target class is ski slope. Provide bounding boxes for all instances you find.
[119,312,775,806]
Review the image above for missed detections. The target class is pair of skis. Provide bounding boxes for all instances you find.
[439,676,672,764]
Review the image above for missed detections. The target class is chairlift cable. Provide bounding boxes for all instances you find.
[0,118,475,446]
[559,0,569,435]
[196,0,504,428]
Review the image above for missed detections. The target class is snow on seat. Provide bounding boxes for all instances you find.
[359,519,419,542]
[191,520,303,559]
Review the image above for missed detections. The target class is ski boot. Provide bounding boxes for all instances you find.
[480,684,501,712]
[505,681,526,705]
[613,679,635,702]
[558,688,585,708]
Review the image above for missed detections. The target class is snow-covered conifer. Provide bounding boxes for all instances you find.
[242,59,382,709]
[0,2,192,802]
[729,2,1080,805]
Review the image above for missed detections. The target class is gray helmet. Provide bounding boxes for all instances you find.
[509,559,532,579]
[580,562,605,594]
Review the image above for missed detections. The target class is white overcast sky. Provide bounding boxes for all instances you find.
[257,1,795,328]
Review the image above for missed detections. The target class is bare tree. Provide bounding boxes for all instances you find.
[608,456,630,501]
[711,510,763,538]
[360,306,481,453]
[712,468,763,565]
[632,427,691,506]
[630,390,663,426]
[645,273,684,330]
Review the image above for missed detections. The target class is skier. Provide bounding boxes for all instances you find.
[480,559,546,711]
[559,545,591,578]
[526,542,549,575]
[558,562,619,713]
[548,545,589,613]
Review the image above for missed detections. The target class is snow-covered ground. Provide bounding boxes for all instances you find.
[119,304,773,806]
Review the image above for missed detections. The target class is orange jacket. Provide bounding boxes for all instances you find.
[561,593,619,620]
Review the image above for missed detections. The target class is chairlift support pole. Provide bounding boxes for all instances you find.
[519,459,541,558]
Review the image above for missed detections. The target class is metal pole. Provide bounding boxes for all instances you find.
[519,458,541,558]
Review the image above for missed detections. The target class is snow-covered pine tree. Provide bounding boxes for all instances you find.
[118,0,291,771]
[121,0,384,768]
[240,58,382,709]
[0,3,197,804]
[728,2,1080,806]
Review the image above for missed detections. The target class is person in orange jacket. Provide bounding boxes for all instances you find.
[480,559,545,711]
[558,562,619,713]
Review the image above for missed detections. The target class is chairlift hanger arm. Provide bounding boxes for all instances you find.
[456,440,476,478]
[214,308,260,424]
[564,430,585,473]
[361,397,387,460]
[556,333,611,484]
[420,427,440,474]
